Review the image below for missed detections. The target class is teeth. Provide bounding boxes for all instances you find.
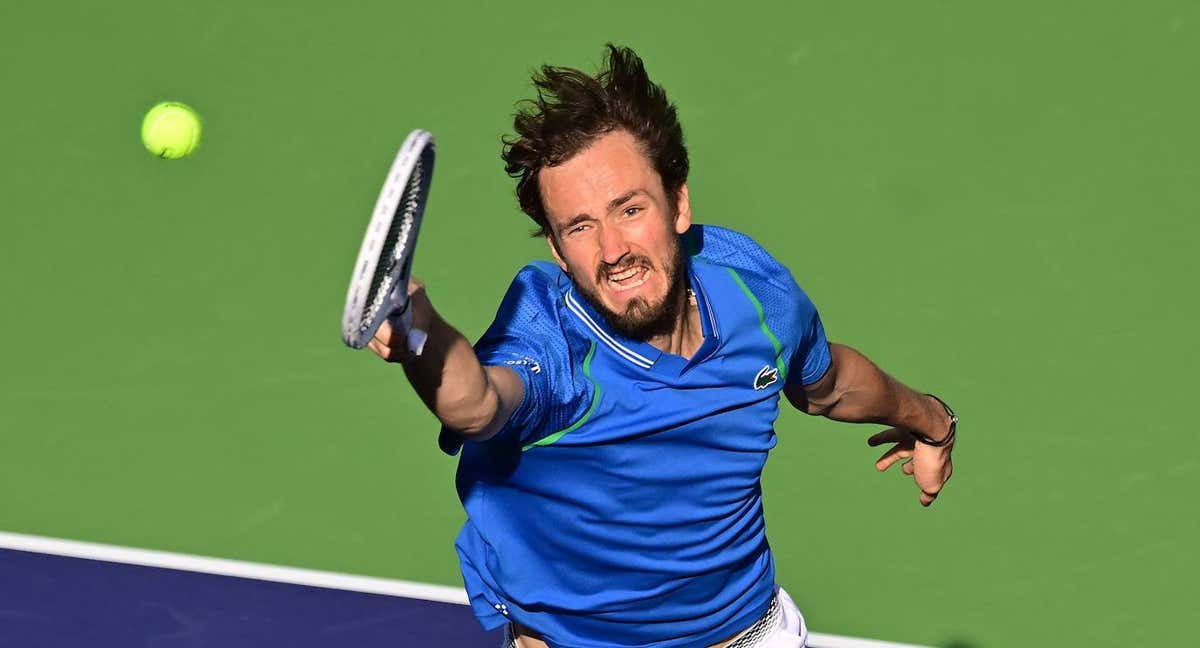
[608,267,641,282]
[607,268,649,292]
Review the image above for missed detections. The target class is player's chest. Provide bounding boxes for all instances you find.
[572,330,786,447]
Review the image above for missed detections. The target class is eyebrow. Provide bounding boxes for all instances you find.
[559,189,649,233]
[606,189,645,213]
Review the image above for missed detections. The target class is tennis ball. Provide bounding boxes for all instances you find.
[141,101,201,160]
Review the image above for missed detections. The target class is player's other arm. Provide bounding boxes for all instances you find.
[784,343,955,506]
[367,279,523,441]
[785,343,948,438]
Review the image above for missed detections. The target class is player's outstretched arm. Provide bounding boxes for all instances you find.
[367,278,524,442]
[784,343,955,506]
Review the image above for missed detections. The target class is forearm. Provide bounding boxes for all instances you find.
[400,311,505,438]
[809,343,951,442]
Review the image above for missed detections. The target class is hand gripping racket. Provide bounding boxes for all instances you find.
[341,129,435,354]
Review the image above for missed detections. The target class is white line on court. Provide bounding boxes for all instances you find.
[0,530,933,648]
[0,530,467,604]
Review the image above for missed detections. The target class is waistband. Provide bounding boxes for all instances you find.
[502,592,780,648]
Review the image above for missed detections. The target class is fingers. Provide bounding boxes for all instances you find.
[877,454,944,506]
[367,338,389,359]
[373,319,412,351]
[875,445,912,472]
[374,320,395,344]
[867,427,911,447]
[920,469,953,506]
[367,337,406,363]
[872,429,953,506]
[916,470,951,506]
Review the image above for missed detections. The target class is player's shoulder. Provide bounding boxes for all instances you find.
[508,260,568,299]
[686,225,824,352]
[513,260,567,286]
[685,224,798,293]
[491,260,569,324]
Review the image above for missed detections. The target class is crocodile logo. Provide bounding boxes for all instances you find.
[754,365,779,390]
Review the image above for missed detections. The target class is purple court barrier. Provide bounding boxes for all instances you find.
[0,532,930,648]
[0,534,496,648]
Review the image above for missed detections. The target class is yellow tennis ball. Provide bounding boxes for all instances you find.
[141,102,201,160]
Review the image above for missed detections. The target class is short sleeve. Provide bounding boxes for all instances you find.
[786,286,832,387]
[438,264,590,455]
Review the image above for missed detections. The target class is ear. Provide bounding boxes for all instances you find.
[546,234,568,272]
[673,183,693,235]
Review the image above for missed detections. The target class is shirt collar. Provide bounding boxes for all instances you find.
[562,263,719,371]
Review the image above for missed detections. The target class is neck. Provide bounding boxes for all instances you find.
[646,287,703,359]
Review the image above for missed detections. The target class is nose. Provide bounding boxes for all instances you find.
[598,224,629,266]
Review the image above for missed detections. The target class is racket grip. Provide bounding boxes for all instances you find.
[387,300,428,357]
[406,328,428,356]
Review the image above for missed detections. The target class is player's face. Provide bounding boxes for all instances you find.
[540,130,692,339]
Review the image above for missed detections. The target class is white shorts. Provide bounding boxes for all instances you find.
[725,585,808,648]
[502,585,808,647]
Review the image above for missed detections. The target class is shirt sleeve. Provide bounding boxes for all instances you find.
[786,284,832,387]
[439,264,584,455]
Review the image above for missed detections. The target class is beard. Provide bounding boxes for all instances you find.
[573,238,688,341]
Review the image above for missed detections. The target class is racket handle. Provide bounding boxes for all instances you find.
[387,299,428,357]
[407,328,429,357]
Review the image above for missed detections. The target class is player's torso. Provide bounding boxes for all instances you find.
[454,228,814,646]
[519,259,789,503]
[475,259,796,579]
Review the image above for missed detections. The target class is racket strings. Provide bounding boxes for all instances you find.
[359,157,426,331]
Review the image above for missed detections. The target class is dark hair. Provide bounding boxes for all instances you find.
[501,44,690,237]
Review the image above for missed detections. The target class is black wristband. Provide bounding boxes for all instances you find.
[913,393,957,447]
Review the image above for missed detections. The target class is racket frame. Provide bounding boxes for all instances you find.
[341,129,435,349]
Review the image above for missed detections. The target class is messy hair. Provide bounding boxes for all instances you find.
[501,44,690,237]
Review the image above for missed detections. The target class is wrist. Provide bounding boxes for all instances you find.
[913,394,957,447]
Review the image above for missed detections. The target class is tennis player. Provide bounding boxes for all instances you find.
[367,45,956,648]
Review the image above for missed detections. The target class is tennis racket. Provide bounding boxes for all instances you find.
[341,129,435,353]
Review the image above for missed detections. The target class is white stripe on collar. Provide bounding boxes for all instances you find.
[694,275,720,339]
[564,291,654,369]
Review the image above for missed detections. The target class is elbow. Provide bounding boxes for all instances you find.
[783,384,837,417]
[800,392,839,417]
[437,386,502,440]
[804,398,836,418]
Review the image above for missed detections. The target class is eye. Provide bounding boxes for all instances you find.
[622,206,642,218]
[566,223,590,236]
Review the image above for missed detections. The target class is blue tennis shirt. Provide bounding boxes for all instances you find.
[442,225,831,647]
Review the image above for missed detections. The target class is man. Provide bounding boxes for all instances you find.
[368,45,956,648]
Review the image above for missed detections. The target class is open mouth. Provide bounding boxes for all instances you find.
[605,266,650,293]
